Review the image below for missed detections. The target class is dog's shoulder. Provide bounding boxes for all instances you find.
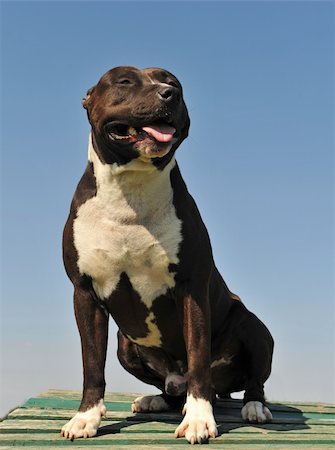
[72,162,97,210]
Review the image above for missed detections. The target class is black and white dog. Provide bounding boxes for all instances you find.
[61,66,273,444]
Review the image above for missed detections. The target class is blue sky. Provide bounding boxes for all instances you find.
[1,1,334,416]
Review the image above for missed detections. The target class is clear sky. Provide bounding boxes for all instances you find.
[0,0,334,416]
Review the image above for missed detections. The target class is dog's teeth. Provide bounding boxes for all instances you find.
[128,126,137,136]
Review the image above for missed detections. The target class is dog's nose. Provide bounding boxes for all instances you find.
[158,86,180,103]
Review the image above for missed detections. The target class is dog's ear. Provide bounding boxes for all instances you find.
[82,86,95,109]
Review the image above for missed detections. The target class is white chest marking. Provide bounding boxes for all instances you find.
[73,136,182,311]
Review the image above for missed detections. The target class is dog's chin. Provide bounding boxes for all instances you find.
[134,138,173,159]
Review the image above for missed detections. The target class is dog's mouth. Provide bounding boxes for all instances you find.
[105,120,176,147]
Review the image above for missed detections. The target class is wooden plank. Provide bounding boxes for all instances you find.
[1,419,335,436]
[1,447,335,450]
[6,406,335,427]
[1,391,334,449]
[38,390,141,402]
[1,431,335,443]
[216,400,335,415]
[14,395,335,422]
[1,446,333,450]
[22,397,135,412]
[35,390,335,414]
[7,408,179,422]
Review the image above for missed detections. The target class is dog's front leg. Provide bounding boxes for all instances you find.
[175,294,218,444]
[61,286,108,439]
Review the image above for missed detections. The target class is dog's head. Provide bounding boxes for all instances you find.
[83,66,190,168]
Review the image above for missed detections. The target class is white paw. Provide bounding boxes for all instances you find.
[61,400,106,439]
[131,395,170,413]
[174,395,218,444]
[241,401,273,423]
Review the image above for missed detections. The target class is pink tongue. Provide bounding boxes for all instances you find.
[142,123,176,143]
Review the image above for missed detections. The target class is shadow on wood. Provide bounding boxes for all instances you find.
[97,398,310,437]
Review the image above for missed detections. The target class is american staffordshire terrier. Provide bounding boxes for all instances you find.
[61,66,274,444]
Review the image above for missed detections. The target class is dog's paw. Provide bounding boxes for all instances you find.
[241,401,273,423]
[131,394,170,413]
[174,395,218,444]
[61,400,106,439]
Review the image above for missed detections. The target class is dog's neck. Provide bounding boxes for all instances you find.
[88,133,175,174]
[87,133,176,215]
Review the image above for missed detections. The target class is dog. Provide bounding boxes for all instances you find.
[61,66,274,444]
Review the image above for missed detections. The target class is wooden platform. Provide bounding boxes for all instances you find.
[0,390,334,448]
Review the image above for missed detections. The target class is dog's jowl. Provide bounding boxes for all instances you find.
[61,66,274,444]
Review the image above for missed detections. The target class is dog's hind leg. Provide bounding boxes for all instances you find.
[236,308,274,423]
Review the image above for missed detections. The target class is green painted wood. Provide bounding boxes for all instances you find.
[39,390,141,403]
[1,447,334,450]
[5,408,335,427]
[38,390,335,414]
[1,420,335,436]
[0,391,334,448]
[23,398,135,412]
[1,431,335,443]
